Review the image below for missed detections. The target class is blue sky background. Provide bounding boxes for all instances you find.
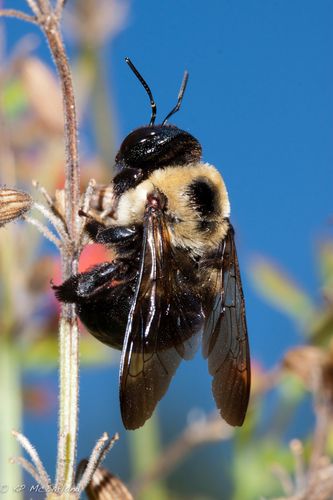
[109,0,333,366]
[4,0,333,497]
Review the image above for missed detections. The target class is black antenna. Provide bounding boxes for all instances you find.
[125,57,157,126]
[162,70,189,125]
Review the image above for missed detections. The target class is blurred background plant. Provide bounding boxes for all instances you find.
[0,0,121,494]
[0,0,332,499]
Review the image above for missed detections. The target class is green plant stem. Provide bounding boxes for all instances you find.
[73,40,117,169]
[76,44,117,168]
[55,315,79,493]
[129,413,168,500]
[0,341,22,497]
[0,216,22,496]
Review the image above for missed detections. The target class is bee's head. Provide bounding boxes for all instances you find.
[115,125,201,171]
[115,58,202,172]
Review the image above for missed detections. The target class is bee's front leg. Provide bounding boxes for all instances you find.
[85,220,142,253]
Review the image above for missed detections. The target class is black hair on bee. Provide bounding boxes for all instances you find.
[54,58,251,430]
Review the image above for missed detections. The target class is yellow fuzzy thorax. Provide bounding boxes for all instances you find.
[113,162,230,255]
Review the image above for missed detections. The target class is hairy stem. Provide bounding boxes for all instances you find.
[40,12,81,493]
[55,317,79,491]
[12,430,51,491]
[0,9,38,25]
[43,19,80,247]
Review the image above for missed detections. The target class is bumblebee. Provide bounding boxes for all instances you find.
[55,59,251,430]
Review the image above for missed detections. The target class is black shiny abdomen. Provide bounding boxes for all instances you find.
[77,277,136,350]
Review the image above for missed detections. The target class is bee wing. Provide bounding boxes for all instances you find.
[120,209,203,430]
[202,224,250,426]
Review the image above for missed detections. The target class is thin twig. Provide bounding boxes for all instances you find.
[32,180,54,209]
[274,392,333,500]
[308,463,333,500]
[42,16,80,249]
[33,202,69,244]
[274,464,333,500]
[36,0,50,15]
[55,0,67,17]
[308,400,331,476]
[76,433,119,494]
[24,215,62,249]
[95,433,119,470]
[78,179,96,247]
[26,0,41,17]
[80,179,96,223]
[271,464,294,496]
[132,413,233,496]
[0,9,38,25]
[12,430,51,491]
[10,456,42,486]
[290,440,306,493]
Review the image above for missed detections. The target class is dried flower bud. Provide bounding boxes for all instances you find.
[53,189,66,222]
[78,460,133,500]
[322,351,333,402]
[65,0,128,47]
[283,346,333,402]
[17,57,64,134]
[0,187,32,227]
[283,346,324,390]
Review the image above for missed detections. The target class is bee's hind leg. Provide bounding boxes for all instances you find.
[53,261,126,303]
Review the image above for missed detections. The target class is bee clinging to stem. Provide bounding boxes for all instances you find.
[54,58,251,430]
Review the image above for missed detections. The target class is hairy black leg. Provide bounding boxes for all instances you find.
[87,223,139,244]
[85,220,142,253]
[53,261,123,303]
[53,259,139,349]
[84,219,106,242]
[112,167,144,197]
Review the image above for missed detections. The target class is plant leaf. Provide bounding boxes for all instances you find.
[251,258,315,330]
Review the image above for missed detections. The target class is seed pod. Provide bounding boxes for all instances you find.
[77,460,133,500]
[0,187,32,227]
